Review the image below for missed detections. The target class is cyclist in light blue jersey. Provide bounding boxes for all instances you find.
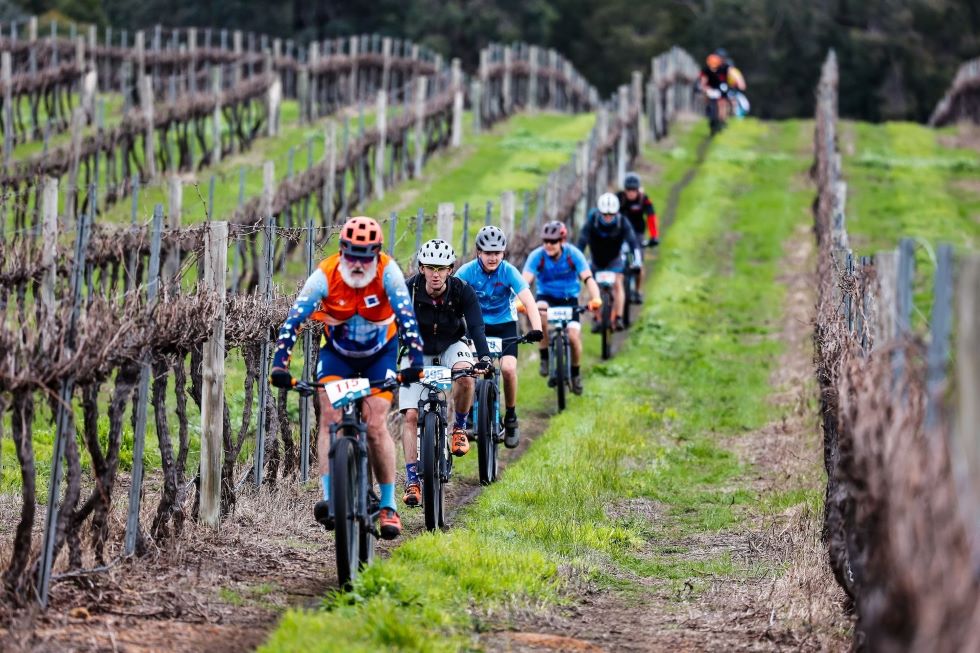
[522,221,602,395]
[457,226,544,447]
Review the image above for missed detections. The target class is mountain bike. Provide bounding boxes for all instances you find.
[594,270,617,360]
[706,86,728,135]
[546,305,587,412]
[293,376,399,588]
[415,365,483,531]
[473,334,530,485]
[623,249,641,329]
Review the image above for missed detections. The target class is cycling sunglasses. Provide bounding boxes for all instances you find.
[542,238,561,245]
[342,252,377,264]
[421,264,452,272]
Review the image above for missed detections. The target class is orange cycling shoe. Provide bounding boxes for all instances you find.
[378,507,402,540]
[403,482,421,507]
[451,426,470,456]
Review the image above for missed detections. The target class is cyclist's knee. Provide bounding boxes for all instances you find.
[500,356,517,376]
[455,376,475,392]
[401,408,418,430]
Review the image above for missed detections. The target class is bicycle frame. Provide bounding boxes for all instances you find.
[328,402,379,536]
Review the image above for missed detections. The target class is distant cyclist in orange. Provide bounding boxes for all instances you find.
[270,216,424,540]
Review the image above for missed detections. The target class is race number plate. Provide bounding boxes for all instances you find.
[423,365,453,391]
[547,306,574,322]
[487,337,503,356]
[595,270,617,285]
[325,377,371,408]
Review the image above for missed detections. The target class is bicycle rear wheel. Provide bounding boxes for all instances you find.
[421,411,442,531]
[554,332,566,412]
[623,271,633,328]
[476,379,499,485]
[331,437,360,588]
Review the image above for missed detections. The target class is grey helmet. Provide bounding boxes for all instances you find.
[623,172,641,190]
[417,238,457,266]
[474,225,507,252]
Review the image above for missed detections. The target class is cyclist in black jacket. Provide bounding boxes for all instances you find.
[577,193,641,332]
[399,239,491,507]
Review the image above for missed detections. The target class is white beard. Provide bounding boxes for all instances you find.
[339,258,378,288]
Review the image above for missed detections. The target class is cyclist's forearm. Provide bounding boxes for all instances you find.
[584,276,601,300]
[517,288,543,331]
[273,273,326,368]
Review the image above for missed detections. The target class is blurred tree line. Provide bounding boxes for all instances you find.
[13,0,980,121]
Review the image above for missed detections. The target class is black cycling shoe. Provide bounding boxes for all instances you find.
[538,357,549,377]
[503,414,520,449]
[614,317,625,332]
[590,320,602,334]
[314,500,334,530]
[570,375,584,395]
[631,290,644,304]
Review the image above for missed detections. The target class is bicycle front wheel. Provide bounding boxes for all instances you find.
[601,287,613,360]
[476,379,499,485]
[553,332,566,412]
[421,410,442,532]
[331,437,360,589]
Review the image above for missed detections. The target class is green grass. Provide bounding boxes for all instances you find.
[842,120,980,330]
[260,117,819,651]
[359,111,596,263]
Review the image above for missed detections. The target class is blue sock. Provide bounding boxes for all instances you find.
[405,462,419,485]
[380,483,396,510]
[320,474,330,501]
[455,411,468,429]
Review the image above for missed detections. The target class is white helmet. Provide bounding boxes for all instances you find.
[597,192,620,214]
[474,225,507,252]
[417,239,457,266]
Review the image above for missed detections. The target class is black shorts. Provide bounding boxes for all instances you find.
[536,294,578,308]
[484,321,519,358]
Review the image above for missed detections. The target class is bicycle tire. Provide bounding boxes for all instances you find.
[476,379,499,485]
[601,287,613,360]
[554,331,566,412]
[331,437,360,588]
[623,270,633,328]
[421,410,441,531]
[359,493,376,570]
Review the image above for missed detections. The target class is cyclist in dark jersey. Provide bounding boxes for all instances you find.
[617,172,658,303]
[700,51,731,126]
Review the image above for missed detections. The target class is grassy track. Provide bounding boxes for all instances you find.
[260,117,830,650]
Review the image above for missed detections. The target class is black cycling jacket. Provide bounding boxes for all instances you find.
[576,209,641,269]
[406,274,490,358]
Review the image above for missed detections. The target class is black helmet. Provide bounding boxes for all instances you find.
[624,173,641,190]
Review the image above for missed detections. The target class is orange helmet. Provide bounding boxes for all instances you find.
[339,216,383,258]
[706,54,723,69]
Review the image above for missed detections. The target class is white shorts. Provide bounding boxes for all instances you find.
[398,339,474,411]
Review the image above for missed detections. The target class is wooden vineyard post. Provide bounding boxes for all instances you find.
[267,51,281,137]
[323,121,337,225]
[387,212,398,256]
[414,76,427,178]
[375,90,387,200]
[451,58,463,147]
[500,191,515,239]
[471,80,482,134]
[2,52,11,170]
[503,46,513,115]
[632,71,645,148]
[200,221,228,527]
[437,203,454,245]
[40,178,58,323]
[617,85,628,186]
[164,178,183,286]
[64,108,85,223]
[529,46,539,113]
[575,142,589,231]
[204,66,219,165]
[141,74,156,179]
[348,36,359,104]
[925,244,953,430]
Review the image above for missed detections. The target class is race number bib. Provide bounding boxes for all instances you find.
[487,337,503,355]
[325,378,371,408]
[547,306,574,323]
[423,365,453,391]
[595,271,617,285]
